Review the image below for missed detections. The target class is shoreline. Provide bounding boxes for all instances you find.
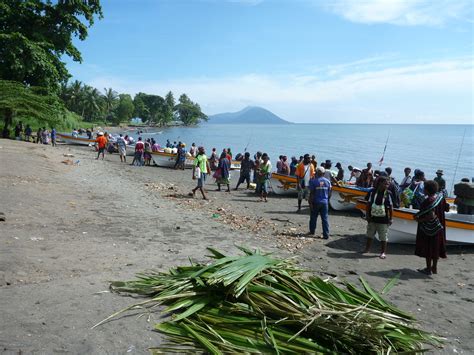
[0,139,473,353]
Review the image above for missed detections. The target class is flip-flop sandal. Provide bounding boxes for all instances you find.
[379,253,386,259]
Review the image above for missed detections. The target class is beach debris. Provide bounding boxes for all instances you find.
[144,182,314,251]
[270,217,293,223]
[97,247,443,353]
[63,153,74,157]
[0,212,5,222]
[61,159,74,165]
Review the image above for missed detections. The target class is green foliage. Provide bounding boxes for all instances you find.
[133,92,172,126]
[175,94,207,126]
[0,80,80,136]
[60,81,105,122]
[164,91,176,124]
[133,92,148,120]
[0,0,103,93]
[103,87,118,122]
[102,247,442,354]
[114,94,134,125]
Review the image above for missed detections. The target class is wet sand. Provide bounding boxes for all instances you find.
[0,139,473,354]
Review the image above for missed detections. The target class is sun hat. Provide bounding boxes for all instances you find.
[98,131,104,136]
[436,169,444,175]
[316,166,325,174]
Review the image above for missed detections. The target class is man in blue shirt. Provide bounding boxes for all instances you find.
[308,166,332,239]
[50,127,57,147]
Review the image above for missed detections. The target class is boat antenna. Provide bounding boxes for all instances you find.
[378,129,391,166]
[244,135,252,152]
[450,127,467,195]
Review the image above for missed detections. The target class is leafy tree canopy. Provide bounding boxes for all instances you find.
[0,0,103,92]
[0,80,64,137]
[175,94,208,126]
[114,94,134,125]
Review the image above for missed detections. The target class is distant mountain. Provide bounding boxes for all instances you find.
[207,106,292,124]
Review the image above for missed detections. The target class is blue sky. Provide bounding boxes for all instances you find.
[67,0,474,123]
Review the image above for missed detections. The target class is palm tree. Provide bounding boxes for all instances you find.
[103,87,118,122]
[83,86,103,122]
[69,80,84,114]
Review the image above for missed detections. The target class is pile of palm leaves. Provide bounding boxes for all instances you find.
[96,247,442,354]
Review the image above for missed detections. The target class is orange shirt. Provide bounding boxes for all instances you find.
[96,136,107,149]
[295,163,315,179]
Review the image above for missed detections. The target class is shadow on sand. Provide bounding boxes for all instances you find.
[325,234,474,257]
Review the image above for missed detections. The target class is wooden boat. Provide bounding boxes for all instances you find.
[330,184,372,211]
[269,176,371,211]
[270,173,298,196]
[230,160,241,170]
[151,151,241,170]
[151,151,195,168]
[355,199,474,244]
[57,133,95,146]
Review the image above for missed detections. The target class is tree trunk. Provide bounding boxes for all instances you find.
[2,108,13,138]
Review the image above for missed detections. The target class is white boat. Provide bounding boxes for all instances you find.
[270,173,298,196]
[329,185,372,211]
[151,151,241,170]
[125,144,136,156]
[151,151,195,168]
[57,133,95,146]
[355,200,474,244]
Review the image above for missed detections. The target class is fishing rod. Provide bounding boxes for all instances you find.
[450,127,467,195]
[244,135,252,152]
[378,129,391,166]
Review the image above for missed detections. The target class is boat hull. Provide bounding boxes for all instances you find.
[270,173,298,196]
[151,151,194,168]
[355,200,474,245]
[57,133,95,146]
[329,185,371,211]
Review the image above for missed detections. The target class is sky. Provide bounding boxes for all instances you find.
[66,0,474,124]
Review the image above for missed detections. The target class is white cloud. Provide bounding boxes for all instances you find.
[323,0,473,26]
[79,56,473,124]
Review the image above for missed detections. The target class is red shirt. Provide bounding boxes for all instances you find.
[135,141,144,152]
[96,136,107,149]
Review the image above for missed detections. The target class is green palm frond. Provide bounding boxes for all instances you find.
[99,247,443,354]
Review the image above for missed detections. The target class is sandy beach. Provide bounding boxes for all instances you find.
[0,139,473,354]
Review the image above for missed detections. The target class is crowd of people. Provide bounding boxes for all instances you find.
[8,125,472,276]
[13,122,57,147]
[184,146,472,276]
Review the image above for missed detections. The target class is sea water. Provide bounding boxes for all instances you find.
[133,124,473,193]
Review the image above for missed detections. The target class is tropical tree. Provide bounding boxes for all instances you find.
[82,86,104,122]
[103,87,118,123]
[60,80,85,116]
[0,80,63,137]
[143,95,167,125]
[175,94,207,126]
[114,94,134,125]
[0,0,103,93]
[133,93,149,121]
[164,91,176,125]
